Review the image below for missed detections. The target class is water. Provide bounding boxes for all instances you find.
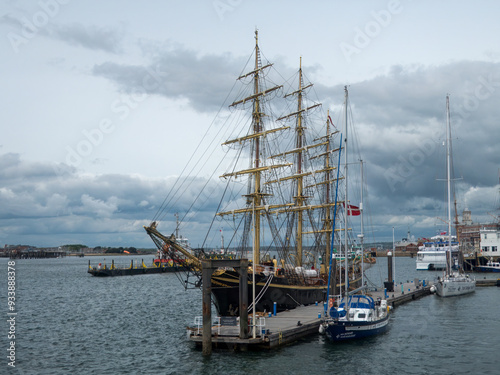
[1,255,499,374]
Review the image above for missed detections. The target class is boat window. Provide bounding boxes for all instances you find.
[358,313,366,318]
[493,246,498,252]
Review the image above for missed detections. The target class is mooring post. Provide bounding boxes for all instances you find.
[201,260,212,356]
[385,251,394,292]
[239,259,249,339]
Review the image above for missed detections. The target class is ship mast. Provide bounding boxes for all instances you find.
[295,57,305,267]
[217,30,284,264]
[252,30,263,265]
[325,111,332,266]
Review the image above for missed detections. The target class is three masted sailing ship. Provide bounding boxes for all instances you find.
[145,31,367,316]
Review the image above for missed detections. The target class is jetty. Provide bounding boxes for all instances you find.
[188,250,500,354]
[87,259,186,276]
[188,278,433,352]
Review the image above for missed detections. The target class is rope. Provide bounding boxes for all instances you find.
[247,273,274,312]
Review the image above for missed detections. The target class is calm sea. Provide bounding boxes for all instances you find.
[1,255,499,374]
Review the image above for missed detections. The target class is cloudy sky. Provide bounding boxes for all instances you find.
[1,0,499,248]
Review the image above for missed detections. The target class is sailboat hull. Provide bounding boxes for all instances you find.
[325,314,389,341]
[434,275,476,297]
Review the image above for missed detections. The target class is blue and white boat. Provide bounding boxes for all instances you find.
[320,87,389,342]
[474,261,500,273]
[323,295,389,341]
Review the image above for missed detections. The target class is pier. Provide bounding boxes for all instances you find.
[188,278,434,351]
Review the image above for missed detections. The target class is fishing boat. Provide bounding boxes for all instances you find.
[144,31,367,316]
[474,261,500,273]
[320,87,389,342]
[431,96,476,297]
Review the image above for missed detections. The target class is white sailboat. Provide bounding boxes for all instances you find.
[432,95,476,297]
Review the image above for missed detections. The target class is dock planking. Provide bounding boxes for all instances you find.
[189,277,499,351]
[188,279,436,350]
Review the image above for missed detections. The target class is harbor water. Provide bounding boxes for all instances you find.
[1,255,499,374]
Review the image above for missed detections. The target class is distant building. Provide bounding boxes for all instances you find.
[456,209,500,254]
[480,228,500,258]
[394,231,421,254]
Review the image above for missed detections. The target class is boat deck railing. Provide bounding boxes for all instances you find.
[192,315,267,337]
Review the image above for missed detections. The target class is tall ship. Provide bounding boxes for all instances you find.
[144,31,368,316]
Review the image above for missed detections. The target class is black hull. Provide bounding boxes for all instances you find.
[325,314,389,341]
[88,265,183,276]
[211,270,360,316]
[463,255,499,272]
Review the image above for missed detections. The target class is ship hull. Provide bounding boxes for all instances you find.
[211,270,361,316]
[474,266,500,272]
[88,265,185,276]
[211,271,327,315]
[434,275,476,297]
[325,315,389,341]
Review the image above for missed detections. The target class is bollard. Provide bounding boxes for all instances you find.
[401,284,404,294]
[384,288,387,299]
[273,302,277,316]
[268,312,272,318]
[315,301,318,306]
[318,312,321,319]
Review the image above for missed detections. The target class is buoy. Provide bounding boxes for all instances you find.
[319,324,325,334]
[430,285,436,293]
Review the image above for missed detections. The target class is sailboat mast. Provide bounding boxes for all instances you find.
[360,160,364,287]
[325,111,332,266]
[343,86,349,297]
[296,57,305,267]
[253,30,262,265]
[446,95,452,276]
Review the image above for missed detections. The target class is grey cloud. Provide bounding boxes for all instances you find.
[50,22,124,53]
[0,13,124,53]
[0,153,223,247]
[92,46,247,112]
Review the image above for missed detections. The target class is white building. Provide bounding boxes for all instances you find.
[480,228,500,258]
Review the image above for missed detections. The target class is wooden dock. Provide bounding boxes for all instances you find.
[189,276,500,351]
[370,279,432,308]
[188,279,433,351]
[189,303,324,350]
[476,278,500,287]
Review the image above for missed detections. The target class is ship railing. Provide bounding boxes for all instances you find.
[250,316,266,337]
[193,316,222,335]
[193,316,266,337]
